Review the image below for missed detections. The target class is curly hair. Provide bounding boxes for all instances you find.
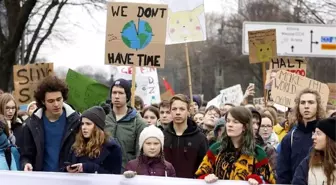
[72,124,109,158]
[34,75,68,108]
[0,93,18,123]
[293,88,326,123]
[309,137,336,185]
[220,106,255,156]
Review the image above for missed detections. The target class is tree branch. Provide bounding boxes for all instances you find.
[0,0,37,68]
[29,0,66,64]
[24,0,58,64]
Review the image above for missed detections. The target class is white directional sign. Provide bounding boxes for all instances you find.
[242,21,336,58]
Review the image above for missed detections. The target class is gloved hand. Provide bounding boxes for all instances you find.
[123,171,137,178]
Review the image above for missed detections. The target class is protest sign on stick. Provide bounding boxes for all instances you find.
[271,70,330,108]
[248,29,277,64]
[105,2,168,68]
[13,63,53,105]
[66,69,109,113]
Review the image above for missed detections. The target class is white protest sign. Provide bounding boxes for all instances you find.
[219,84,244,106]
[0,171,253,185]
[113,66,161,106]
[243,21,336,58]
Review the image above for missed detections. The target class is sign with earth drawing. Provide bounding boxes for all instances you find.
[105,2,168,68]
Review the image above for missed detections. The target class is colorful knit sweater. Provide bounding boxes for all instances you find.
[195,142,276,184]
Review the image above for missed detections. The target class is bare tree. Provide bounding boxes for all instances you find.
[0,0,105,91]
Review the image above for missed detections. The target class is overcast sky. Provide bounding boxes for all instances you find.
[38,0,237,71]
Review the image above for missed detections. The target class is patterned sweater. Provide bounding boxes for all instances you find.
[195,142,276,184]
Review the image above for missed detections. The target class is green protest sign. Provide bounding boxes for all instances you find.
[66,69,109,113]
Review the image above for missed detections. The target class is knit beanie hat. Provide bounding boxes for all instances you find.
[193,95,202,108]
[214,118,226,138]
[81,104,110,131]
[139,125,164,151]
[110,79,131,102]
[316,117,336,141]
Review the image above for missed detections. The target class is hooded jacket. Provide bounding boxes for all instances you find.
[105,107,147,171]
[68,138,122,174]
[276,120,317,184]
[163,118,208,178]
[125,155,176,177]
[20,103,81,171]
[0,132,20,170]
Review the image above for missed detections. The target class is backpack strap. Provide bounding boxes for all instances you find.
[4,146,12,170]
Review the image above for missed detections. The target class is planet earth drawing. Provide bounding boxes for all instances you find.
[121,19,153,50]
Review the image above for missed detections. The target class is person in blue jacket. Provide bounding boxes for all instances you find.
[0,118,20,170]
[276,89,327,184]
[65,104,122,174]
[292,117,336,185]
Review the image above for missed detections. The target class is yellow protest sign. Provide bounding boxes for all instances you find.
[105,2,168,68]
[271,70,329,108]
[13,63,54,105]
[248,29,277,63]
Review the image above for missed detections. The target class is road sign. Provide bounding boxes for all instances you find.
[242,21,336,58]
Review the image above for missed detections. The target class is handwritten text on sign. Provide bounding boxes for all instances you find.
[105,2,168,68]
[13,63,53,105]
[271,70,329,108]
[269,57,307,76]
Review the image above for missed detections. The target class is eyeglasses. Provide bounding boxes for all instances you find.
[5,106,16,111]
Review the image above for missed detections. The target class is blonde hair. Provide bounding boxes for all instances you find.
[293,88,326,122]
[72,125,109,158]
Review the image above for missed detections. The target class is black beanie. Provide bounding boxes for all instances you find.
[110,79,131,102]
[316,117,336,141]
[81,104,110,130]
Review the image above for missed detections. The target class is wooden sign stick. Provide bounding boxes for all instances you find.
[262,62,267,107]
[185,43,193,103]
[131,65,136,107]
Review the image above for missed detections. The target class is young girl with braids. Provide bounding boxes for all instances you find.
[123,125,176,178]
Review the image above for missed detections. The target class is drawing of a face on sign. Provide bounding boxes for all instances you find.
[251,40,275,62]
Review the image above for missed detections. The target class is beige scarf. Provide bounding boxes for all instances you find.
[308,165,336,185]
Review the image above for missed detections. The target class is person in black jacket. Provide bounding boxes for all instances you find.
[20,76,81,172]
[163,94,208,178]
[66,104,122,174]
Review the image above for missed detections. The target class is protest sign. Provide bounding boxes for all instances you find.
[105,2,168,68]
[161,90,173,101]
[248,29,277,63]
[66,69,109,113]
[271,70,330,108]
[13,63,53,105]
[114,66,161,106]
[253,97,265,106]
[219,84,244,106]
[0,171,253,185]
[328,83,336,106]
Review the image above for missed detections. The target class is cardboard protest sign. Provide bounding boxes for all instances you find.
[265,57,307,90]
[13,63,53,105]
[66,69,109,113]
[328,83,336,106]
[248,29,277,63]
[161,91,173,101]
[114,66,161,106]
[105,2,168,68]
[271,70,330,108]
[253,97,265,106]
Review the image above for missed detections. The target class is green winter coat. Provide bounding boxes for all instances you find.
[104,107,147,171]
